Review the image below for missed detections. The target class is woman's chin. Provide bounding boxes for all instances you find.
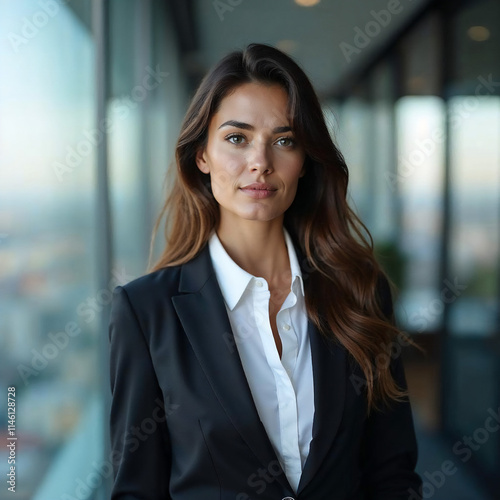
[228,209,283,223]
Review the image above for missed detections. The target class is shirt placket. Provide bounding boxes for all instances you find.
[278,282,299,379]
[251,278,302,491]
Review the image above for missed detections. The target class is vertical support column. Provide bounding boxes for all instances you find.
[137,0,154,272]
[437,0,453,436]
[496,24,500,494]
[365,82,376,235]
[92,0,112,498]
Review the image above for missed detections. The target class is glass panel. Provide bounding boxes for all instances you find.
[148,0,189,263]
[108,0,187,276]
[0,1,99,498]
[443,0,500,491]
[108,0,152,280]
[394,96,446,332]
[448,96,500,336]
[446,0,500,336]
[337,88,372,225]
[371,67,397,243]
[370,62,401,285]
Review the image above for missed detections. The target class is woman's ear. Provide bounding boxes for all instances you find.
[299,161,306,178]
[195,147,210,174]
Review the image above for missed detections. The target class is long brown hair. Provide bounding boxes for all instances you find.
[148,43,419,414]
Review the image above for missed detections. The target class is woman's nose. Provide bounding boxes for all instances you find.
[248,143,273,174]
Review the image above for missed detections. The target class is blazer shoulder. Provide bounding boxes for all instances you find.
[116,264,183,306]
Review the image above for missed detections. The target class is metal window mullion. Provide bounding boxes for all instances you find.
[92,0,112,499]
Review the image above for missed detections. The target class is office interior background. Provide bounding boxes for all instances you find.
[0,0,499,498]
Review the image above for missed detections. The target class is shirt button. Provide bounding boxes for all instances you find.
[256,280,263,287]
[282,323,291,331]
[282,497,295,500]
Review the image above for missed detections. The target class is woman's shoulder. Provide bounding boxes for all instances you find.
[115,264,183,306]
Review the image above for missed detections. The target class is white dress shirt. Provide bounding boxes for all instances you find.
[208,226,315,493]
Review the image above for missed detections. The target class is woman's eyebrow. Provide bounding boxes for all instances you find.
[218,120,292,134]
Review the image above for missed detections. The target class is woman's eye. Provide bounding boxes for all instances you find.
[226,134,245,145]
[276,137,295,147]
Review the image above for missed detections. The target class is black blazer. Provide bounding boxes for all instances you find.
[108,240,423,500]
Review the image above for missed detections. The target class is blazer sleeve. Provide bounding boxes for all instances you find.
[359,274,423,500]
[108,285,172,499]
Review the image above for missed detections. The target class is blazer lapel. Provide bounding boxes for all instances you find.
[297,321,347,494]
[171,244,293,493]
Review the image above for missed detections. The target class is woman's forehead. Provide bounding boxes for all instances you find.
[210,82,291,130]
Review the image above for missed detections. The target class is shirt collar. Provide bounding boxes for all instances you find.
[208,226,305,311]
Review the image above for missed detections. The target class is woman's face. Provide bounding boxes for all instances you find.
[196,82,306,225]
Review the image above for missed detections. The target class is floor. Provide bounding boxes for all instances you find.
[414,418,493,500]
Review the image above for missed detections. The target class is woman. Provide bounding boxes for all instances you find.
[108,43,423,499]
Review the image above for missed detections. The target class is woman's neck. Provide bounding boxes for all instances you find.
[215,215,290,286]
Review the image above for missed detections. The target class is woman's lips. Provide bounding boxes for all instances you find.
[239,187,277,199]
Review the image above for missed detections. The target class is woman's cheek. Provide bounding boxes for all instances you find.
[211,170,232,195]
[225,151,246,175]
[209,157,236,194]
[219,158,246,190]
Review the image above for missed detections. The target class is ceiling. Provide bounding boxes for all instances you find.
[190,0,430,98]
[66,0,432,98]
